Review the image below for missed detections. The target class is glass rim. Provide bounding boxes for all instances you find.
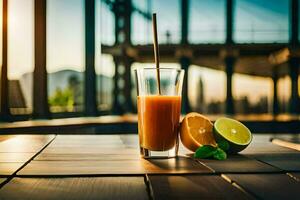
[133,67,184,72]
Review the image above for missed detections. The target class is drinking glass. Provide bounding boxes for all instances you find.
[134,67,184,158]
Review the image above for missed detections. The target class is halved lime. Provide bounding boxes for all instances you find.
[213,118,252,154]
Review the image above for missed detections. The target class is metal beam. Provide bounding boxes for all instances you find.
[226,0,234,44]
[225,57,235,114]
[181,0,189,44]
[112,57,124,114]
[290,0,299,45]
[0,0,10,121]
[289,57,300,114]
[85,0,97,116]
[180,57,191,113]
[114,0,132,45]
[111,0,133,114]
[33,0,50,119]
[272,68,279,115]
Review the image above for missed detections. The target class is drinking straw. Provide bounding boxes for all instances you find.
[152,13,161,95]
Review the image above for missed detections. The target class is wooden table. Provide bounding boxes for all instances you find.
[0,134,299,199]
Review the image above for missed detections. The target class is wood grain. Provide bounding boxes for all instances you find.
[0,153,35,162]
[35,153,141,161]
[18,157,211,176]
[42,135,136,155]
[241,137,297,155]
[248,153,300,171]
[0,177,149,200]
[0,135,54,153]
[41,147,139,154]
[148,175,253,199]
[224,174,300,199]
[0,162,24,175]
[195,154,280,173]
[0,135,15,142]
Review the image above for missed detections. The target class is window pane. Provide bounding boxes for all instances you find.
[0,0,2,66]
[7,0,34,114]
[131,0,150,44]
[234,0,289,43]
[233,74,272,114]
[132,0,180,44]
[100,0,114,45]
[96,0,114,111]
[153,0,180,44]
[96,54,114,111]
[278,76,291,113]
[47,0,85,113]
[189,66,226,114]
[189,0,225,43]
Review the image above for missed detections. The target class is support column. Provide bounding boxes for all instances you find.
[181,0,189,45]
[289,57,299,114]
[112,56,133,114]
[272,68,279,115]
[180,57,191,113]
[226,0,234,45]
[33,0,50,119]
[84,0,97,116]
[290,0,299,45]
[0,0,10,121]
[123,58,134,112]
[225,57,235,114]
[112,0,133,114]
[114,0,132,45]
[112,57,123,114]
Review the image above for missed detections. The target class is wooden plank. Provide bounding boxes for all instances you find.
[0,153,34,162]
[0,135,14,142]
[148,175,252,199]
[248,153,300,171]
[18,157,212,176]
[224,174,300,199]
[35,153,141,161]
[54,134,123,141]
[290,173,300,180]
[17,160,146,175]
[0,162,24,175]
[120,134,139,148]
[195,154,280,173]
[0,178,6,185]
[272,138,300,151]
[145,157,212,174]
[41,147,139,154]
[0,135,54,153]
[241,135,297,155]
[0,115,137,129]
[0,177,149,200]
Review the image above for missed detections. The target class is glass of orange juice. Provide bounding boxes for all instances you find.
[134,67,184,158]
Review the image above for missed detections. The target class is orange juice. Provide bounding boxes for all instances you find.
[137,95,181,151]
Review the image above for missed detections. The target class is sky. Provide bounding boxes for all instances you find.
[0,0,295,107]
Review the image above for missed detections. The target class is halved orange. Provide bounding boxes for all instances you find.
[180,112,217,152]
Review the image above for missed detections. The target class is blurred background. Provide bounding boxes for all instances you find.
[0,0,299,123]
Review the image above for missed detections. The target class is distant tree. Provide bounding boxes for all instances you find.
[68,75,82,107]
[48,74,82,111]
[49,87,74,109]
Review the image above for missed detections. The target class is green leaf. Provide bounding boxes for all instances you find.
[213,148,227,160]
[218,140,230,152]
[194,145,217,159]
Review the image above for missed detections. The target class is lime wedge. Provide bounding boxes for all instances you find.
[213,118,252,154]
